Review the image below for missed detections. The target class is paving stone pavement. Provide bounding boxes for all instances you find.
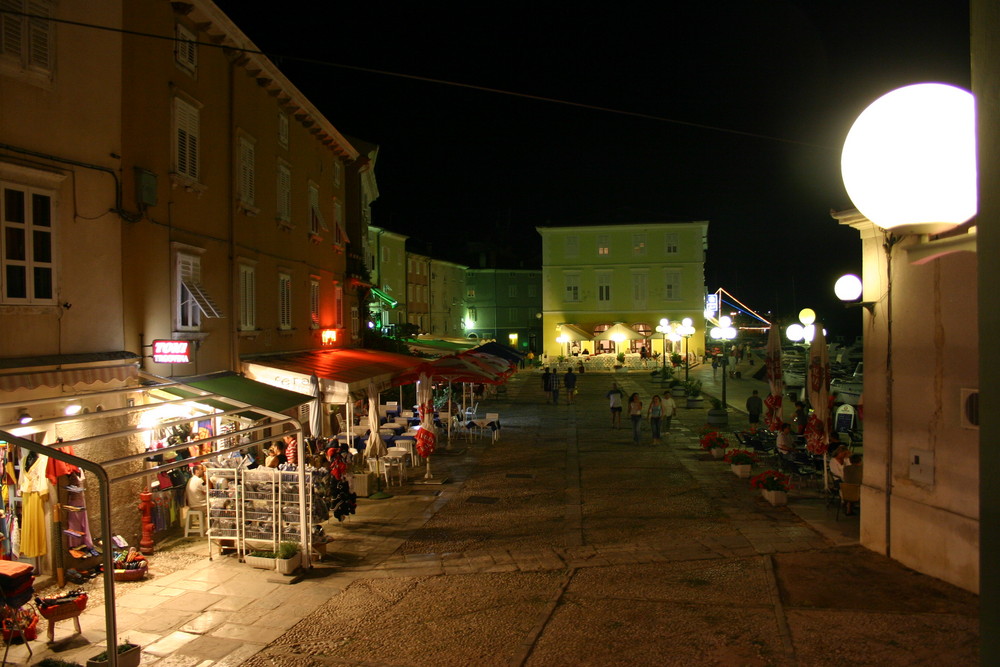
[6,364,978,666]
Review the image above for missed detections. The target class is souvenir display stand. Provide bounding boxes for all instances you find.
[205,468,240,560]
[0,561,35,664]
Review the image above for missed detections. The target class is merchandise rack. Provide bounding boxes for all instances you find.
[205,468,240,561]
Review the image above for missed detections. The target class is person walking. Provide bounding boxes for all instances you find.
[662,391,677,436]
[628,393,643,444]
[549,368,562,405]
[564,367,577,404]
[647,394,663,444]
[607,382,624,429]
[541,368,551,398]
[746,389,764,426]
[712,356,719,378]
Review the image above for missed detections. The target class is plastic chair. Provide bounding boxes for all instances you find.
[382,452,407,486]
[484,413,500,441]
[395,437,419,466]
[464,402,479,420]
[184,508,205,537]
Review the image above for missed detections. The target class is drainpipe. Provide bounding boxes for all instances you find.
[227,56,239,372]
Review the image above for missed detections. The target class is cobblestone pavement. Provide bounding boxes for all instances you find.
[9,365,978,666]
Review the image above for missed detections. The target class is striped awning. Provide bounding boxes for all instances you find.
[0,360,139,392]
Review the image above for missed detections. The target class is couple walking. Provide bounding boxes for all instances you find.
[607,383,676,444]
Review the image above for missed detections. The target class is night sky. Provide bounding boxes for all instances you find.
[214,0,970,340]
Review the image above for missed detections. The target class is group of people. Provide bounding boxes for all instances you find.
[605,382,676,445]
[541,367,578,404]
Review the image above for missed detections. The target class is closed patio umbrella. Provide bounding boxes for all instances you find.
[416,372,437,479]
[764,323,785,431]
[365,382,390,498]
[806,323,832,488]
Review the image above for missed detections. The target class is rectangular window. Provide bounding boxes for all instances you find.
[665,233,679,254]
[238,136,255,207]
[174,24,197,74]
[333,160,343,187]
[381,247,390,263]
[597,234,609,256]
[277,113,289,149]
[565,235,579,258]
[238,264,256,330]
[1,184,54,304]
[278,272,292,330]
[176,252,224,330]
[564,273,580,303]
[467,287,475,298]
[0,0,53,76]
[527,284,537,298]
[508,284,517,298]
[597,273,611,304]
[632,233,647,256]
[334,284,343,327]
[664,270,682,300]
[173,97,200,182]
[350,305,359,337]
[276,164,291,223]
[632,272,648,309]
[310,279,320,327]
[308,183,325,236]
[333,199,344,244]
[508,307,518,320]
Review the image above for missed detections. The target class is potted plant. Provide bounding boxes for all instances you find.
[706,395,728,426]
[751,470,792,506]
[724,448,759,478]
[670,352,683,367]
[86,641,141,667]
[244,549,277,570]
[685,379,703,407]
[276,540,302,575]
[699,430,729,459]
[613,351,626,369]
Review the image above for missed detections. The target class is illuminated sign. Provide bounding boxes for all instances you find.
[705,294,719,315]
[152,340,191,364]
[321,329,338,345]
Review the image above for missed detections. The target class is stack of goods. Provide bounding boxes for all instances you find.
[0,561,36,643]
[113,548,147,581]
[35,590,87,618]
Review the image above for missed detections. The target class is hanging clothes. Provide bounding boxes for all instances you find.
[18,452,48,558]
[65,471,93,549]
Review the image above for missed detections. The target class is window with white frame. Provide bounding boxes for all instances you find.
[508,307,518,320]
[665,233,679,254]
[350,305,359,337]
[308,183,325,236]
[173,97,200,182]
[632,233,647,256]
[332,199,344,245]
[467,286,475,298]
[565,235,579,258]
[277,113,289,149]
[508,284,517,298]
[238,264,256,330]
[310,279,320,327]
[174,23,197,74]
[0,0,53,78]
[334,284,343,327]
[664,270,682,300]
[381,246,390,263]
[564,273,580,302]
[527,284,537,298]
[597,234,609,256]
[176,251,223,331]
[631,271,648,309]
[1,183,54,304]
[596,272,612,306]
[276,164,291,224]
[333,160,343,187]
[238,135,255,207]
[278,272,292,330]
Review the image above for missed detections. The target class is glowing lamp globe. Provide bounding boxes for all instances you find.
[841,83,977,233]
[798,308,816,326]
[786,324,804,342]
[835,274,864,301]
[682,317,693,327]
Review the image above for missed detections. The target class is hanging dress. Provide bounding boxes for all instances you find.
[19,452,49,558]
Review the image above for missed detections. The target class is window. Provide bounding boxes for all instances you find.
[467,287,475,298]
[508,307,518,320]
[632,272,648,309]
[632,233,647,256]
[309,279,320,327]
[278,272,292,330]
[381,246,390,263]
[1,183,54,304]
[527,284,536,298]
[174,24,197,74]
[350,305,359,337]
[664,270,682,300]
[596,273,612,305]
[597,234,609,256]
[665,233,679,254]
[564,273,580,302]
[565,235,579,258]
[333,284,343,327]
[238,136,255,207]
[508,284,517,298]
[0,0,53,78]
[176,252,223,331]
[238,264,256,330]
[332,199,345,244]
[333,160,343,187]
[308,183,325,236]
[173,97,200,182]
[277,113,289,149]
[276,164,291,224]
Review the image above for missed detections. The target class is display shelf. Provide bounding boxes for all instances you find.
[205,468,240,560]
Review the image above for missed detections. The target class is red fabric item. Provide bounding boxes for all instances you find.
[0,560,33,581]
[46,445,80,485]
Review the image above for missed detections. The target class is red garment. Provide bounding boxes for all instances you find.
[45,445,80,485]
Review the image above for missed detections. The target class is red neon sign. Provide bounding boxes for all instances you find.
[152,340,191,363]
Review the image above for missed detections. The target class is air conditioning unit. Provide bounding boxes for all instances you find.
[960,388,979,430]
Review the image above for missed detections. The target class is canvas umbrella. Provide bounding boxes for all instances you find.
[764,322,785,431]
[805,322,832,487]
[308,374,323,440]
[365,381,391,498]
[415,372,437,479]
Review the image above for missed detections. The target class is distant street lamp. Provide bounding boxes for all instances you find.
[655,318,670,385]
[677,317,696,382]
[556,334,569,357]
[710,316,737,410]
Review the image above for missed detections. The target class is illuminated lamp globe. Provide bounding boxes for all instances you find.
[835,274,864,302]
[659,317,669,328]
[802,324,815,343]
[786,323,804,342]
[798,308,816,326]
[682,317,693,327]
[841,83,977,234]
[710,327,721,339]
[719,315,732,328]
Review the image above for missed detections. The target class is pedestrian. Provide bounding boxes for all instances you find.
[662,391,677,435]
[628,393,643,444]
[793,400,808,435]
[639,345,649,367]
[541,367,551,397]
[607,382,624,429]
[647,394,663,444]
[746,389,764,426]
[712,356,719,378]
[549,368,562,405]
[564,367,577,404]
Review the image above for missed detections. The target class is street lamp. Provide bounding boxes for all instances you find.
[678,317,695,382]
[655,318,669,384]
[556,335,569,357]
[710,316,737,410]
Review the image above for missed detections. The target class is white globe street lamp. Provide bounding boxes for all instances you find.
[710,317,737,411]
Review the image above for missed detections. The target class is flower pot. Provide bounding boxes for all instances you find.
[351,472,374,498]
[762,489,788,506]
[87,644,141,667]
[686,396,703,409]
[671,386,687,398]
[244,554,276,570]
[731,463,752,478]
[710,447,726,460]
[706,408,729,426]
[276,551,301,575]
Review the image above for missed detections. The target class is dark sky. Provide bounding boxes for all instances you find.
[214,1,970,339]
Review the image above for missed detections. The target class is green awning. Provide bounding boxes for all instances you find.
[370,286,398,308]
[160,372,313,421]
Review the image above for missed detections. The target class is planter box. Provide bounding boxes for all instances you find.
[244,554,277,570]
[351,472,375,498]
[87,644,141,667]
[731,464,752,478]
[762,489,788,506]
[671,386,687,398]
[706,408,729,426]
[710,447,726,460]
[276,552,302,575]
[686,396,703,409]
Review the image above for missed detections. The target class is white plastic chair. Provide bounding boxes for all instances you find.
[484,413,500,441]
[382,451,407,485]
[465,402,479,420]
[395,437,419,466]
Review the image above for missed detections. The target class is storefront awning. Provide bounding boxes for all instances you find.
[557,324,593,342]
[0,351,140,391]
[243,348,422,403]
[157,371,313,420]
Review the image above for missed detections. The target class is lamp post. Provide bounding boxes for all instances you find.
[678,317,695,382]
[655,318,669,384]
[710,316,737,410]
